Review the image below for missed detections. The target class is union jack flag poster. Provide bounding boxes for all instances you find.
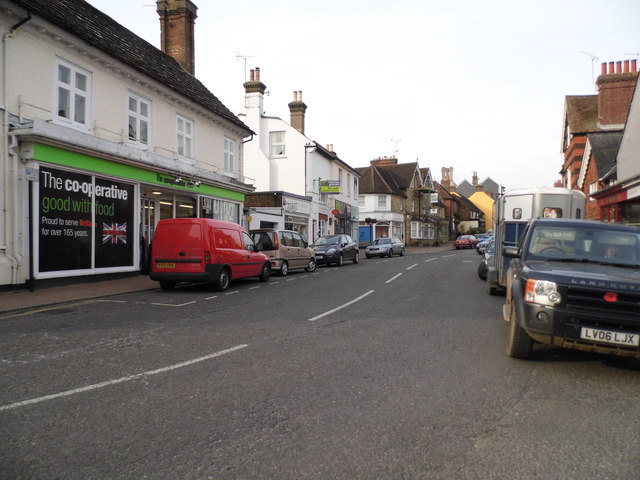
[102,222,127,245]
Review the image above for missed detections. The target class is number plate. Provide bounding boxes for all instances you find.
[156,262,175,269]
[580,327,639,347]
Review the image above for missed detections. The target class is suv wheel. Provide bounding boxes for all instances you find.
[506,303,534,359]
[280,261,289,276]
[305,258,316,272]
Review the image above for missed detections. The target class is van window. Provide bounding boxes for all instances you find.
[216,228,242,249]
[281,231,294,247]
[291,232,304,247]
[242,232,255,251]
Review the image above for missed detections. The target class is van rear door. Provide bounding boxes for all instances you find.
[153,221,203,273]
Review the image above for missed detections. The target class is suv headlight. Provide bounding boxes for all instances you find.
[525,279,561,306]
[327,247,337,255]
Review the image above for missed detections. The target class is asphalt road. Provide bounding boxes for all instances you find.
[1,249,639,479]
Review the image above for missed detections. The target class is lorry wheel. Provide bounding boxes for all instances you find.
[259,263,270,282]
[506,303,534,359]
[486,279,497,296]
[159,281,176,291]
[213,267,230,291]
[279,261,289,276]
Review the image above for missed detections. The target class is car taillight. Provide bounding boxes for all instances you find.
[204,250,211,264]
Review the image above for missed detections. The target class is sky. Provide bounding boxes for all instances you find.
[86,0,639,190]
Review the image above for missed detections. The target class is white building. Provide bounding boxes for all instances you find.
[239,68,360,242]
[0,0,253,289]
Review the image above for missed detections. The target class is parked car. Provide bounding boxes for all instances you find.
[454,235,478,249]
[311,234,359,266]
[503,218,640,360]
[150,218,270,291]
[250,229,316,276]
[476,235,494,254]
[477,237,495,280]
[365,237,405,258]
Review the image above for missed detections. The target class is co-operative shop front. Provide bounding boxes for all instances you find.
[25,143,246,284]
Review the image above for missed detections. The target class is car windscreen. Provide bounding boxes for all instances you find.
[314,236,340,246]
[527,226,640,266]
[375,238,392,245]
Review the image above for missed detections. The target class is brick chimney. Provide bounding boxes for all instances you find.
[371,157,398,167]
[288,91,307,134]
[596,59,638,129]
[156,0,198,75]
[441,167,454,189]
[472,171,478,186]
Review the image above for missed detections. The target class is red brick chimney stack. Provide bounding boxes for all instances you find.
[156,0,198,75]
[596,59,639,128]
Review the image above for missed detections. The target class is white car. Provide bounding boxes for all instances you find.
[365,237,405,258]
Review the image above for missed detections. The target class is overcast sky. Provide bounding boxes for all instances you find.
[87,0,639,190]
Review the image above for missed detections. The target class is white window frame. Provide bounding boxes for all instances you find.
[358,195,365,207]
[589,181,598,201]
[55,58,91,130]
[269,131,286,156]
[224,137,237,177]
[378,195,388,210]
[177,115,194,160]
[128,92,151,147]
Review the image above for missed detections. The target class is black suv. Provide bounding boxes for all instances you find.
[311,234,359,266]
[502,218,640,360]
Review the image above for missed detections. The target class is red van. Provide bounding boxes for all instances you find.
[150,218,271,291]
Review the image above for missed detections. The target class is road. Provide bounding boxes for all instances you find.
[1,249,639,479]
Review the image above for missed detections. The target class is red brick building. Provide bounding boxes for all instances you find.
[560,60,638,219]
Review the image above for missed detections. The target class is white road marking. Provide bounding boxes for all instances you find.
[270,281,280,285]
[308,290,375,322]
[425,258,437,263]
[442,254,456,258]
[386,273,403,284]
[225,291,239,295]
[463,260,474,263]
[286,278,296,282]
[249,286,261,290]
[406,263,418,270]
[150,301,196,307]
[205,295,218,300]
[0,344,248,413]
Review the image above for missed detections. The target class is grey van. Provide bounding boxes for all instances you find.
[250,229,316,276]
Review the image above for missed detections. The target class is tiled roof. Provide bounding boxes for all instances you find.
[565,95,598,134]
[10,0,251,133]
[588,131,623,178]
[357,165,407,197]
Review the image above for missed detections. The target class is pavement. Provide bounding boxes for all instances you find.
[0,243,454,314]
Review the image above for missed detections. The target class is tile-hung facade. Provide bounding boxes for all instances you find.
[0,0,253,289]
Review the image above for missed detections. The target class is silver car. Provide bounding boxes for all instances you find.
[365,237,405,258]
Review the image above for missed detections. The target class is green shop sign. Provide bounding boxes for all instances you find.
[32,144,245,202]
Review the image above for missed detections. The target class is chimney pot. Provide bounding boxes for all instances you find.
[616,61,622,73]
[255,67,260,82]
[601,62,607,75]
[609,61,615,74]
[632,59,638,72]
[250,69,255,81]
[624,60,630,73]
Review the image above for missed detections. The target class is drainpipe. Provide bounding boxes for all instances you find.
[2,12,32,286]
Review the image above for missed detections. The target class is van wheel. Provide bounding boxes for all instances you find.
[213,267,230,291]
[159,281,176,291]
[259,263,270,282]
[305,258,316,272]
[279,261,289,276]
[506,303,534,359]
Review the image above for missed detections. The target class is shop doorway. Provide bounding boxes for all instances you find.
[140,196,157,272]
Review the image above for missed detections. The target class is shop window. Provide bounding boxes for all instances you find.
[56,59,91,129]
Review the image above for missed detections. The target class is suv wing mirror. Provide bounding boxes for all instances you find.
[502,246,520,258]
